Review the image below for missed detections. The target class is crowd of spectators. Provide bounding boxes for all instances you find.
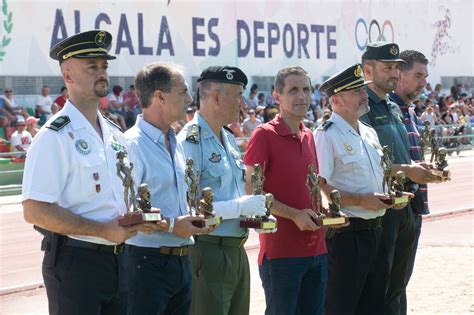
[1,81,472,156]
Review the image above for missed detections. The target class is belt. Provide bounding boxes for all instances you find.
[64,238,124,254]
[340,216,383,232]
[195,235,248,248]
[124,244,189,256]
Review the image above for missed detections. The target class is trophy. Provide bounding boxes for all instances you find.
[185,158,221,227]
[380,146,410,206]
[306,164,348,226]
[432,147,451,180]
[419,121,431,162]
[239,164,278,230]
[192,187,222,228]
[116,151,162,227]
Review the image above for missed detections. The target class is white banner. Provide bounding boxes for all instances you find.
[0,0,472,84]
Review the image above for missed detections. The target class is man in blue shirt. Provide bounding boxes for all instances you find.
[123,62,212,315]
[177,66,267,315]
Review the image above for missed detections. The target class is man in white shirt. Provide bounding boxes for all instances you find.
[35,85,53,121]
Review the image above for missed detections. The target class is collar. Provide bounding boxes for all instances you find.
[194,112,219,140]
[366,86,391,105]
[389,92,406,107]
[135,114,175,144]
[330,112,360,137]
[271,114,306,137]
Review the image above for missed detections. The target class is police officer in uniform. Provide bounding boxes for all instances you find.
[360,42,439,314]
[314,64,396,314]
[177,66,267,315]
[22,30,153,315]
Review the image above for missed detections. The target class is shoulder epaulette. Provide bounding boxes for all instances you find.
[223,125,235,136]
[321,121,333,131]
[46,115,70,131]
[102,114,122,131]
[185,124,200,144]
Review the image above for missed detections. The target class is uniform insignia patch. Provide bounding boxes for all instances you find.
[322,121,333,131]
[209,152,222,163]
[46,115,71,131]
[111,141,125,152]
[75,139,91,155]
[344,143,354,155]
[186,124,200,144]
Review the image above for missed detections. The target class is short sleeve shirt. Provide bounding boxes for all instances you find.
[11,130,33,150]
[22,100,129,245]
[314,112,385,219]
[243,114,327,265]
[177,112,247,237]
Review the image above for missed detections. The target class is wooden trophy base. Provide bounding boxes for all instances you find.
[381,193,410,206]
[118,211,162,227]
[431,169,451,180]
[192,216,222,228]
[240,217,278,230]
[313,215,349,226]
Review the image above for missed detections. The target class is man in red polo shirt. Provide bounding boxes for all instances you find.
[243,66,327,315]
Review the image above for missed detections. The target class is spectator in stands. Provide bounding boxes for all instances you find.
[10,117,32,157]
[255,105,265,121]
[311,83,322,109]
[450,85,459,101]
[99,95,127,130]
[420,104,438,126]
[438,96,447,113]
[53,87,68,109]
[0,95,16,126]
[246,84,259,109]
[242,109,262,137]
[26,116,40,137]
[266,85,276,106]
[35,85,53,122]
[123,84,141,127]
[432,83,442,101]
[3,88,28,120]
[257,92,265,107]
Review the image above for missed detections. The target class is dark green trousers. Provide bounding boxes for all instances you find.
[189,239,250,315]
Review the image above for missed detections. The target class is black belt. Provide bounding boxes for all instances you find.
[340,216,383,232]
[124,244,189,256]
[195,235,248,248]
[64,238,124,254]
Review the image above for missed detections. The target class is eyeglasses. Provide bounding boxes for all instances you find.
[5,90,12,93]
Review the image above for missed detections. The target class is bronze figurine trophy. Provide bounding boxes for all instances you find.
[433,147,451,180]
[380,146,410,206]
[116,151,162,227]
[239,164,278,230]
[307,164,348,226]
[428,132,450,180]
[193,187,222,228]
[185,158,221,228]
[419,121,431,162]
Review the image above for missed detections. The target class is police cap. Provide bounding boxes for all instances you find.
[320,64,372,97]
[50,30,116,63]
[362,41,405,63]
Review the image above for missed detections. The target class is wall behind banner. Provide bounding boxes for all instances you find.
[0,0,472,92]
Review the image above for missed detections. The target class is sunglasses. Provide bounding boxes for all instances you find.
[5,90,13,93]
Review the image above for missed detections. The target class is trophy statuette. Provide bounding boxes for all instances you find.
[239,164,278,230]
[380,146,411,206]
[306,164,348,226]
[192,187,222,228]
[116,151,162,227]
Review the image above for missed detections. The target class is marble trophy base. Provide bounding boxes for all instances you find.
[118,210,162,227]
[192,216,222,228]
[240,216,278,229]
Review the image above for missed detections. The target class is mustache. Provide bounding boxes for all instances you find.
[95,79,109,85]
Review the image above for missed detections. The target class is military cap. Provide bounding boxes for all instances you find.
[197,66,248,88]
[50,30,116,63]
[320,64,372,97]
[362,41,405,63]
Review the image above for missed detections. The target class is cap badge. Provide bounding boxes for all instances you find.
[223,69,235,80]
[75,139,91,155]
[390,45,398,55]
[95,31,106,46]
[344,143,354,155]
[354,65,362,78]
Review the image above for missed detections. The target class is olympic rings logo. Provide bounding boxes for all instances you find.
[355,18,394,50]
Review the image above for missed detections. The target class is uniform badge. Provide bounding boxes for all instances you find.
[95,184,101,193]
[75,139,91,155]
[209,152,222,163]
[186,124,200,144]
[93,172,99,181]
[344,143,354,155]
[390,45,398,55]
[223,69,235,80]
[354,65,362,77]
[111,137,125,151]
